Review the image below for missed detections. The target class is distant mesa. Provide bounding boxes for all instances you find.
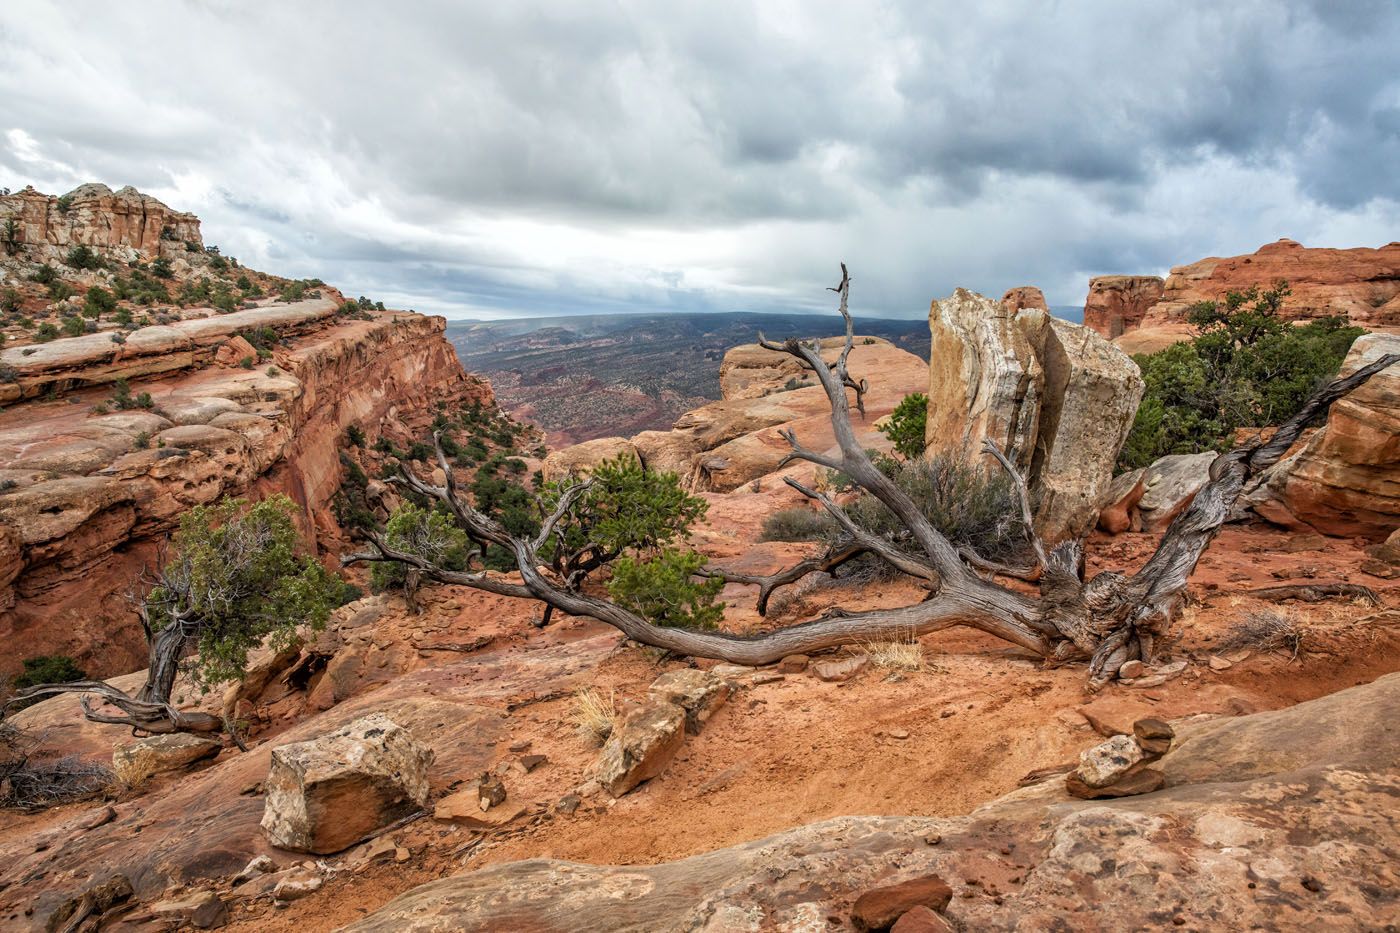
[1083,239,1400,343]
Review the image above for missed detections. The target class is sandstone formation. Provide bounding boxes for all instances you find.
[0,303,488,680]
[539,435,638,482]
[558,340,926,492]
[1083,240,1400,340]
[0,183,202,266]
[926,289,1143,541]
[348,673,1400,931]
[716,336,891,401]
[1081,275,1164,339]
[261,713,433,854]
[111,733,222,786]
[1251,333,1400,539]
[998,286,1047,313]
[646,669,730,734]
[1134,451,1217,533]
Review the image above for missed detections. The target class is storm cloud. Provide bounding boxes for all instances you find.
[2,1,1397,318]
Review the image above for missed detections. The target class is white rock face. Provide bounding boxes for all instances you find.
[926,289,1144,541]
[260,713,433,854]
[1077,733,1146,788]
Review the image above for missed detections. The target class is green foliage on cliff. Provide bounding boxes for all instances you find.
[877,392,928,460]
[1119,282,1365,470]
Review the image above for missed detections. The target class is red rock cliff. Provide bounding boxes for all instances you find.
[0,307,490,680]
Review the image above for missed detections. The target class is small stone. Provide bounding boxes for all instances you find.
[394,846,410,863]
[147,889,227,929]
[577,779,602,798]
[555,793,581,815]
[1066,767,1165,799]
[777,654,809,673]
[812,656,869,682]
[923,833,943,846]
[519,754,548,773]
[1118,660,1145,679]
[750,672,785,686]
[1208,655,1233,671]
[891,905,954,932]
[508,740,532,753]
[271,868,322,902]
[1077,734,1146,788]
[1133,718,1175,742]
[349,835,398,869]
[851,875,954,932]
[232,855,276,885]
[478,774,507,810]
[711,663,753,677]
[1301,875,1324,893]
[888,728,910,740]
[648,669,730,734]
[78,805,117,831]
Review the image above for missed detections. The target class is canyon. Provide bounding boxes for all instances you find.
[1,188,1398,933]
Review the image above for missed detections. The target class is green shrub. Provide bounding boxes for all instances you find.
[1119,283,1365,470]
[65,245,101,270]
[877,392,928,460]
[0,288,21,315]
[29,265,57,285]
[11,655,87,709]
[607,547,724,629]
[760,507,836,542]
[344,424,366,448]
[61,316,84,337]
[239,356,254,369]
[82,286,116,318]
[150,256,173,278]
[370,503,471,593]
[34,322,59,342]
[845,453,1031,566]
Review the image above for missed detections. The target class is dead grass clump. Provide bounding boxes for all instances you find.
[1,722,112,810]
[570,687,620,745]
[863,638,925,672]
[1217,608,1304,658]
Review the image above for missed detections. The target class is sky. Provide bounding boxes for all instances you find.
[2,1,1398,321]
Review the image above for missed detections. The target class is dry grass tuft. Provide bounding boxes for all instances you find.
[863,638,926,672]
[1217,608,1304,658]
[570,687,620,745]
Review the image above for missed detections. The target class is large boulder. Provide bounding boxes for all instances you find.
[540,436,639,482]
[1136,451,1217,533]
[926,289,1143,541]
[1253,334,1400,539]
[346,672,1400,932]
[717,336,894,401]
[260,713,433,854]
[594,700,686,797]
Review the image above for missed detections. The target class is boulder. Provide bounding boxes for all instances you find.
[1082,275,1165,338]
[1075,733,1145,788]
[647,669,731,734]
[851,874,953,932]
[112,733,221,785]
[1258,334,1400,539]
[539,436,639,482]
[926,289,1142,540]
[595,701,686,797]
[1065,766,1164,800]
[260,713,433,854]
[999,286,1048,313]
[144,889,227,929]
[1096,468,1146,534]
[812,656,869,682]
[718,336,892,400]
[891,905,955,932]
[1136,452,1217,533]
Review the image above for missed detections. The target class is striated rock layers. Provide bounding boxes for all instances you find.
[0,307,489,679]
[348,673,1400,932]
[926,289,1143,541]
[1250,333,1400,539]
[1082,275,1165,339]
[0,183,202,265]
[1083,240,1400,340]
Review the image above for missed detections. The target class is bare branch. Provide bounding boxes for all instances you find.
[980,437,1048,567]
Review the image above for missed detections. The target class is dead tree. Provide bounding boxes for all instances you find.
[349,265,1396,689]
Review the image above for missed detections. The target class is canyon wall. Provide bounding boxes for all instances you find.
[1,183,202,263]
[0,309,489,679]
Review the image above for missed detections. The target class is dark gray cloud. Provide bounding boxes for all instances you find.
[1,1,1397,320]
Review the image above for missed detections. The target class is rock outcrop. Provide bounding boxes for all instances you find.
[261,713,433,854]
[1084,240,1400,340]
[347,672,1400,932]
[0,183,202,265]
[0,304,490,680]
[999,286,1047,313]
[539,435,638,482]
[717,336,891,401]
[1082,275,1165,339]
[1251,333,1400,539]
[926,289,1144,541]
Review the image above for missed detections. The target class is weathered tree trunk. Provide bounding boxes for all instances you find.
[347,265,1397,689]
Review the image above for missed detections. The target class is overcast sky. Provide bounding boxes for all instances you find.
[2,2,1398,320]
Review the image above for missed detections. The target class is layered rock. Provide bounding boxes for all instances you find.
[539,435,638,482]
[348,673,1400,932]
[0,306,490,679]
[926,289,1143,541]
[0,183,201,265]
[1251,333,1400,539]
[1082,275,1165,339]
[1084,240,1400,340]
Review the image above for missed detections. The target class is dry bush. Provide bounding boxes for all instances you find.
[570,687,619,745]
[0,722,112,810]
[1217,608,1304,658]
[863,639,925,672]
[759,508,835,543]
